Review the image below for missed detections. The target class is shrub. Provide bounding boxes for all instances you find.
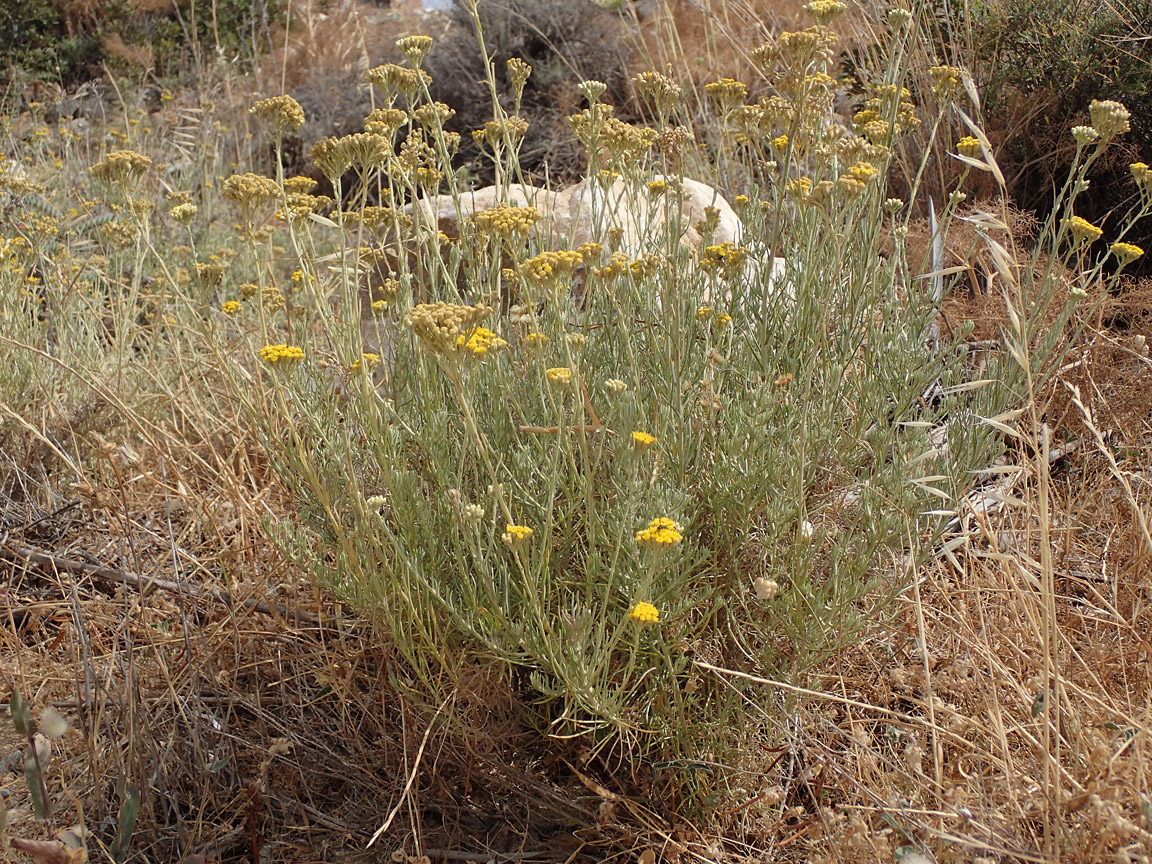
[423,0,635,185]
[0,0,289,87]
[230,12,1032,767]
[969,0,1152,272]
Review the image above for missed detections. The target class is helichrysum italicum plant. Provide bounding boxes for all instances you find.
[208,4,1152,772]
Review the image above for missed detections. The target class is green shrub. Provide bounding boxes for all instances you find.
[232,8,1022,765]
[1,0,289,88]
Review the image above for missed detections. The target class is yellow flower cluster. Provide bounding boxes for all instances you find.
[521,249,584,291]
[1110,242,1144,264]
[396,35,434,65]
[1131,162,1151,195]
[853,86,920,143]
[195,263,225,287]
[777,26,837,71]
[222,173,280,217]
[956,136,982,158]
[278,191,334,224]
[523,332,550,351]
[221,300,242,316]
[704,78,748,113]
[364,108,408,138]
[1088,99,1130,141]
[635,517,683,549]
[457,326,508,358]
[250,95,306,135]
[545,367,573,388]
[785,177,812,200]
[632,431,657,450]
[632,71,682,117]
[350,352,381,373]
[628,254,662,279]
[473,117,529,149]
[928,65,964,102]
[627,601,660,624]
[1065,215,1103,246]
[566,102,615,147]
[699,242,749,281]
[470,203,541,241]
[501,524,533,547]
[170,202,198,224]
[803,0,846,24]
[508,57,532,91]
[89,149,151,188]
[259,343,305,366]
[406,302,493,358]
[366,64,432,103]
[598,117,658,171]
[576,242,604,265]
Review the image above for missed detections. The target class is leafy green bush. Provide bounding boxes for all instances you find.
[969,0,1152,268]
[1,0,288,87]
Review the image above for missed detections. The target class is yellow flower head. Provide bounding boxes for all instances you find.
[699,242,749,281]
[405,302,493,358]
[628,601,660,624]
[632,71,682,117]
[1110,242,1144,264]
[501,524,533,547]
[221,300,242,316]
[250,95,306,135]
[956,136,982,158]
[170,202,198,224]
[350,352,381,373]
[1065,215,1103,246]
[704,78,748,113]
[1131,162,1151,193]
[457,326,508,359]
[469,203,541,242]
[632,430,657,450]
[803,0,846,25]
[928,65,964,102]
[523,332,550,352]
[259,343,305,366]
[396,35,434,66]
[546,367,573,388]
[1089,99,1130,140]
[635,517,683,550]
